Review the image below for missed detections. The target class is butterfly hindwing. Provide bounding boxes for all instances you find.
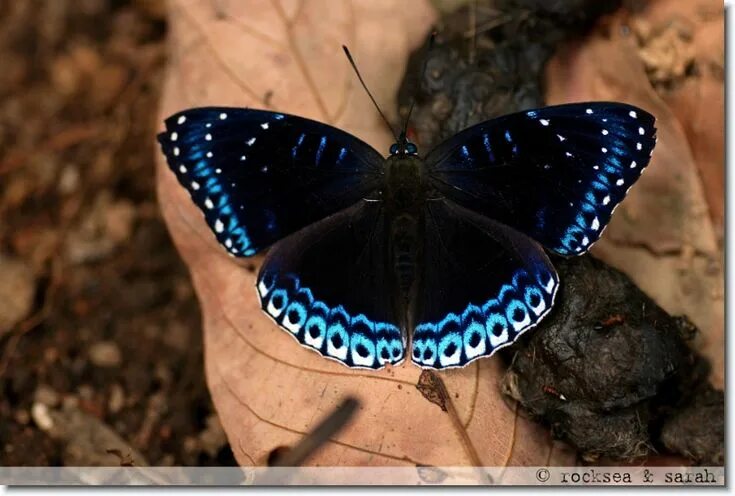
[158,107,384,256]
[412,199,558,369]
[257,200,405,369]
[426,102,657,256]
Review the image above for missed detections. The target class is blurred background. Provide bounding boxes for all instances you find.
[0,0,236,466]
[0,0,724,467]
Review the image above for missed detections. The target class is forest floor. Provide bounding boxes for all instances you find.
[0,0,236,466]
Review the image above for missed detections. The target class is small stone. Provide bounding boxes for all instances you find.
[15,409,30,425]
[88,341,122,367]
[58,164,80,195]
[34,384,61,407]
[0,256,36,335]
[31,403,54,432]
[198,414,228,457]
[104,200,136,244]
[108,384,125,414]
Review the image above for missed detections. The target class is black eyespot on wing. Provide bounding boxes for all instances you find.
[257,201,405,370]
[412,198,559,369]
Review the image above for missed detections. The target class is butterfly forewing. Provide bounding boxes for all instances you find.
[157,107,384,256]
[425,102,657,256]
[257,200,405,369]
[412,198,558,369]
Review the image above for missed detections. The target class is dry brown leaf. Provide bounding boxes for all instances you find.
[640,1,724,239]
[544,6,724,387]
[156,0,575,466]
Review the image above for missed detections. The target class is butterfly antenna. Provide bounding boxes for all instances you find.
[342,46,399,142]
[400,31,437,143]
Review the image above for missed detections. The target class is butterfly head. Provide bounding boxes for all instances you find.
[389,133,419,157]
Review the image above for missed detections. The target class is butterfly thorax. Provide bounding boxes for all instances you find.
[383,153,426,212]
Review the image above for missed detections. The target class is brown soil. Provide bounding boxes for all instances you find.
[0,0,235,466]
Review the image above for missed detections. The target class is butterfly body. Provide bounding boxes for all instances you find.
[382,150,426,318]
[158,102,657,370]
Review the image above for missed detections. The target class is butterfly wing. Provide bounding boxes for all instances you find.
[425,102,657,256]
[257,200,404,369]
[158,107,384,256]
[412,199,558,369]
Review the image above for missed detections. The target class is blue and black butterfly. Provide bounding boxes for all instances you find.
[158,102,656,370]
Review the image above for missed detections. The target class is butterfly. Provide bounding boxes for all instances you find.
[158,102,656,370]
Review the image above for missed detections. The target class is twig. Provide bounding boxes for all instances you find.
[270,396,360,467]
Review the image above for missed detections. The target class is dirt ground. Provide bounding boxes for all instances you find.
[0,1,236,466]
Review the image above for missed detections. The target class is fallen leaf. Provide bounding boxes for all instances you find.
[641,3,724,240]
[544,4,724,387]
[157,0,576,466]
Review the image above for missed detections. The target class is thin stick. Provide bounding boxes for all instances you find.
[468,0,477,65]
[342,46,398,142]
[270,397,360,467]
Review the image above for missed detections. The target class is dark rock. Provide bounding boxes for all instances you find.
[501,256,717,462]
[660,386,724,466]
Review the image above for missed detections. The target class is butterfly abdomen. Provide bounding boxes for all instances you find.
[383,154,427,331]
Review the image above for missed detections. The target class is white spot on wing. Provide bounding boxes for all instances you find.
[261,123,269,129]
[177,115,186,125]
[639,127,645,135]
[586,108,593,114]
[603,195,611,205]
[215,219,224,233]
[629,110,638,118]
[204,198,214,209]
[206,151,213,158]
[544,276,555,294]
[488,326,508,348]
[173,147,180,156]
[631,161,637,168]
[257,280,270,298]
[602,147,608,153]
[219,113,227,120]
[205,133,212,141]
[178,165,187,173]
[247,138,256,146]
[602,129,609,135]
[284,313,302,335]
[510,308,531,331]
[529,297,546,316]
[327,336,348,361]
[191,181,200,190]
[439,345,461,367]
[592,217,600,231]
[225,238,233,248]
[540,119,550,126]
[637,142,643,150]
[171,132,178,141]
[464,325,486,359]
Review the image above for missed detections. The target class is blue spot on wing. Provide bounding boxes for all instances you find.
[426,102,658,258]
[412,266,558,369]
[157,107,384,258]
[257,270,405,370]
